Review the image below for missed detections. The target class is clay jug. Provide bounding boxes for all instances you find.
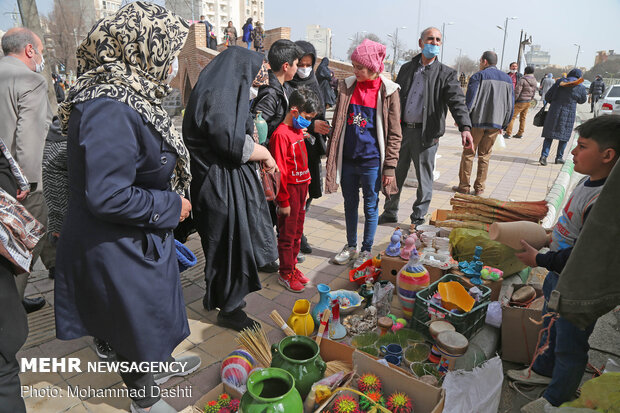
[239,368,303,413]
[287,299,315,336]
[311,284,331,324]
[488,221,548,250]
[270,335,326,399]
[254,111,268,144]
[397,249,430,318]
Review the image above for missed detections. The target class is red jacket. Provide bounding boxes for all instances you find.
[269,123,310,207]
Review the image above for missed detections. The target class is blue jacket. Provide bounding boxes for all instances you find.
[465,66,514,130]
[242,23,253,42]
[542,80,587,141]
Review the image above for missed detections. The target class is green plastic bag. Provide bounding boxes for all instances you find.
[560,373,620,412]
[449,228,527,275]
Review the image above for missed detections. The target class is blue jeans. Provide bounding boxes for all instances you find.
[532,272,596,406]
[340,162,381,252]
[246,42,252,50]
[541,138,568,160]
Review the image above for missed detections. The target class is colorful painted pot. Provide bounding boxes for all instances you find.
[239,368,303,413]
[396,264,430,318]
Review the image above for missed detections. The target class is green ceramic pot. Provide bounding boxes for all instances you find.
[254,111,268,144]
[239,368,303,413]
[270,335,326,399]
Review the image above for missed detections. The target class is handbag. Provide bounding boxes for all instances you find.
[261,167,280,202]
[533,104,547,127]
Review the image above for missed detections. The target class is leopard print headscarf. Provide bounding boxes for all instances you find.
[58,1,191,194]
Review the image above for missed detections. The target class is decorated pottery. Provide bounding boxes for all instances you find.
[488,221,548,250]
[311,283,331,324]
[239,368,302,413]
[396,247,430,318]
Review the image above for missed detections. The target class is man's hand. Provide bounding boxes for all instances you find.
[179,196,192,222]
[382,175,394,187]
[515,240,539,267]
[461,130,474,149]
[16,188,30,201]
[314,120,331,135]
[278,205,291,217]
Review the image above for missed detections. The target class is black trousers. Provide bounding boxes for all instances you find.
[0,257,28,413]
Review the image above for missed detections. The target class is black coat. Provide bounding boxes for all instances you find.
[182,47,277,312]
[251,70,293,143]
[396,54,472,148]
[589,79,605,96]
[316,58,337,107]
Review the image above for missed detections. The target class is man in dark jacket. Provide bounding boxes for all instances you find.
[589,75,605,113]
[507,61,522,89]
[379,27,473,232]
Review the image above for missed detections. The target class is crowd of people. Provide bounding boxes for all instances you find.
[0,2,618,412]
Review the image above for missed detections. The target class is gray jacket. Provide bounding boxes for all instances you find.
[465,66,514,130]
[0,56,51,185]
[540,76,554,99]
[515,74,537,102]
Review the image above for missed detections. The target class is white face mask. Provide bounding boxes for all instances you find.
[34,50,45,73]
[297,67,312,79]
[166,57,179,84]
[249,86,258,100]
[509,69,516,74]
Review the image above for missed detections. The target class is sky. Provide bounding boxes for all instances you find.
[1,0,618,70]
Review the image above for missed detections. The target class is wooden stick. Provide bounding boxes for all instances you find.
[315,309,331,346]
[270,310,296,336]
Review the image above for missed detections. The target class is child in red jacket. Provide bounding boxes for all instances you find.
[269,87,321,292]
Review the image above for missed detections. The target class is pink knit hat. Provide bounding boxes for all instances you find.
[351,39,386,73]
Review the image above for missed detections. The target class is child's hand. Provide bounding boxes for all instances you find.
[515,240,538,267]
[278,205,291,217]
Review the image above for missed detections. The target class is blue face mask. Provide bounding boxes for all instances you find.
[422,43,441,59]
[292,114,312,130]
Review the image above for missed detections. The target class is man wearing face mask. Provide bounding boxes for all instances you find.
[0,27,53,314]
[379,27,473,233]
[507,62,522,90]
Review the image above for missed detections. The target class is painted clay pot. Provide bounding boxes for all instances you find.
[270,335,326,399]
[396,257,430,319]
[488,221,548,250]
[287,299,314,336]
[239,368,303,413]
[311,284,331,325]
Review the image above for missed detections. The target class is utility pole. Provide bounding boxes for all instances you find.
[456,48,462,75]
[516,30,532,70]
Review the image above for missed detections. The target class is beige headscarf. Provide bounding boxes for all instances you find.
[58,1,191,194]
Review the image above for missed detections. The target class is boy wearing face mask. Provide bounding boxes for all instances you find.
[269,88,320,292]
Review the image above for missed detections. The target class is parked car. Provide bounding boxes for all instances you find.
[582,79,591,91]
[593,85,620,117]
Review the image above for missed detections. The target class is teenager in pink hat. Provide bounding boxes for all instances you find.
[325,39,403,268]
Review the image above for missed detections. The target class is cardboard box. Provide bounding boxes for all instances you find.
[191,382,242,413]
[317,350,445,413]
[380,252,407,284]
[429,209,450,226]
[501,284,544,364]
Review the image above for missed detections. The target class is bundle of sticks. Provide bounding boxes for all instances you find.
[435,193,548,230]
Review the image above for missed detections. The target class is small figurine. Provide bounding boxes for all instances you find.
[357,373,382,393]
[400,234,417,260]
[459,245,484,283]
[385,228,403,256]
[386,392,413,413]
[328,299,347,340]
[377,316,393,336]
[359,280,374,308]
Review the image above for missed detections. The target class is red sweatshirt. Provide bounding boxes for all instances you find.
[269,123,310,207]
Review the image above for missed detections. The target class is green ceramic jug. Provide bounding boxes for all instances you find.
[255,111,268,145]
[239,368,302,413]
[270,335,326,399]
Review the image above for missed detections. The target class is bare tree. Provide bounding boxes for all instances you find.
[347,32,385,60]
[43,0,89,76]
[453,55,479,76]
[401,48,420,62]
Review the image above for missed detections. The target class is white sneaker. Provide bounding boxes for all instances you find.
[507,367,552,385]
[354,250,372,269]
[333,244,357,265]
[520,397,552,413]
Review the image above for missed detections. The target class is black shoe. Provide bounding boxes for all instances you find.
[217,307,259,331]
[93,338,116,360]
[48,267,55,280]
[555,158,565,164]
[300,234,312,254]
[258,260,279,273]
[539,156,548,166]
[503,133,511,139]
[23,297,46,314]
[513,134,523,139]
[378,214,398,225]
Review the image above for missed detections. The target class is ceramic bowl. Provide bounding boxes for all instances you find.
[330,290,364,314]
[350,332,379,348]
[404,343,431,364]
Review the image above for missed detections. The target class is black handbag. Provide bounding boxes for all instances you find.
[533,104,547,127]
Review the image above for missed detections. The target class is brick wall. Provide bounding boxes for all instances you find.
[263,27,290,52]
[318,57,354,80]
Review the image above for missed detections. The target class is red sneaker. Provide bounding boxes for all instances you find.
[278,273,305,293]
[294,267,310,284]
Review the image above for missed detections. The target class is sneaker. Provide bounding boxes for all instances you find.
[300,234,312,254]
[451,185,469,194]
[520,397,552,413]
[258,260,279,273]
[378,214,398,225]
[293,267,310,284]
[153,355,201,385]
[503,133,511,139]
[507,367,552,385]
[354,251,373,269]
[297,252,306,263]
[131,399,177,413]
[513,134,523,139]
[93,338,115,360]
[555,158,565,164]
[279,273,305,292]
[333,244,357,265]
[539,156,548,166]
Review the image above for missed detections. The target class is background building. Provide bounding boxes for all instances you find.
[595,50,620,66]
[525,44,551,68]
[306,24,331,58]
[166,0,264,44]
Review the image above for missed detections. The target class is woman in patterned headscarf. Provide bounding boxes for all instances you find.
[55,3,199,412]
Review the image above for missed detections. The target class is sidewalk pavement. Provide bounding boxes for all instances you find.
[19,103,586,412]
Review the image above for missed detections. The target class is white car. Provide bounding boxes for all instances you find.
[593,85,620,117]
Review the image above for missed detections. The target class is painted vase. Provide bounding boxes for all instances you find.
[311,283,331,324]
[287,299,315,336]
[397,249,430,318]
[270,335,326,399]
[239,368,303,413]
[254,111,268,145]
[488,221,548,250]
